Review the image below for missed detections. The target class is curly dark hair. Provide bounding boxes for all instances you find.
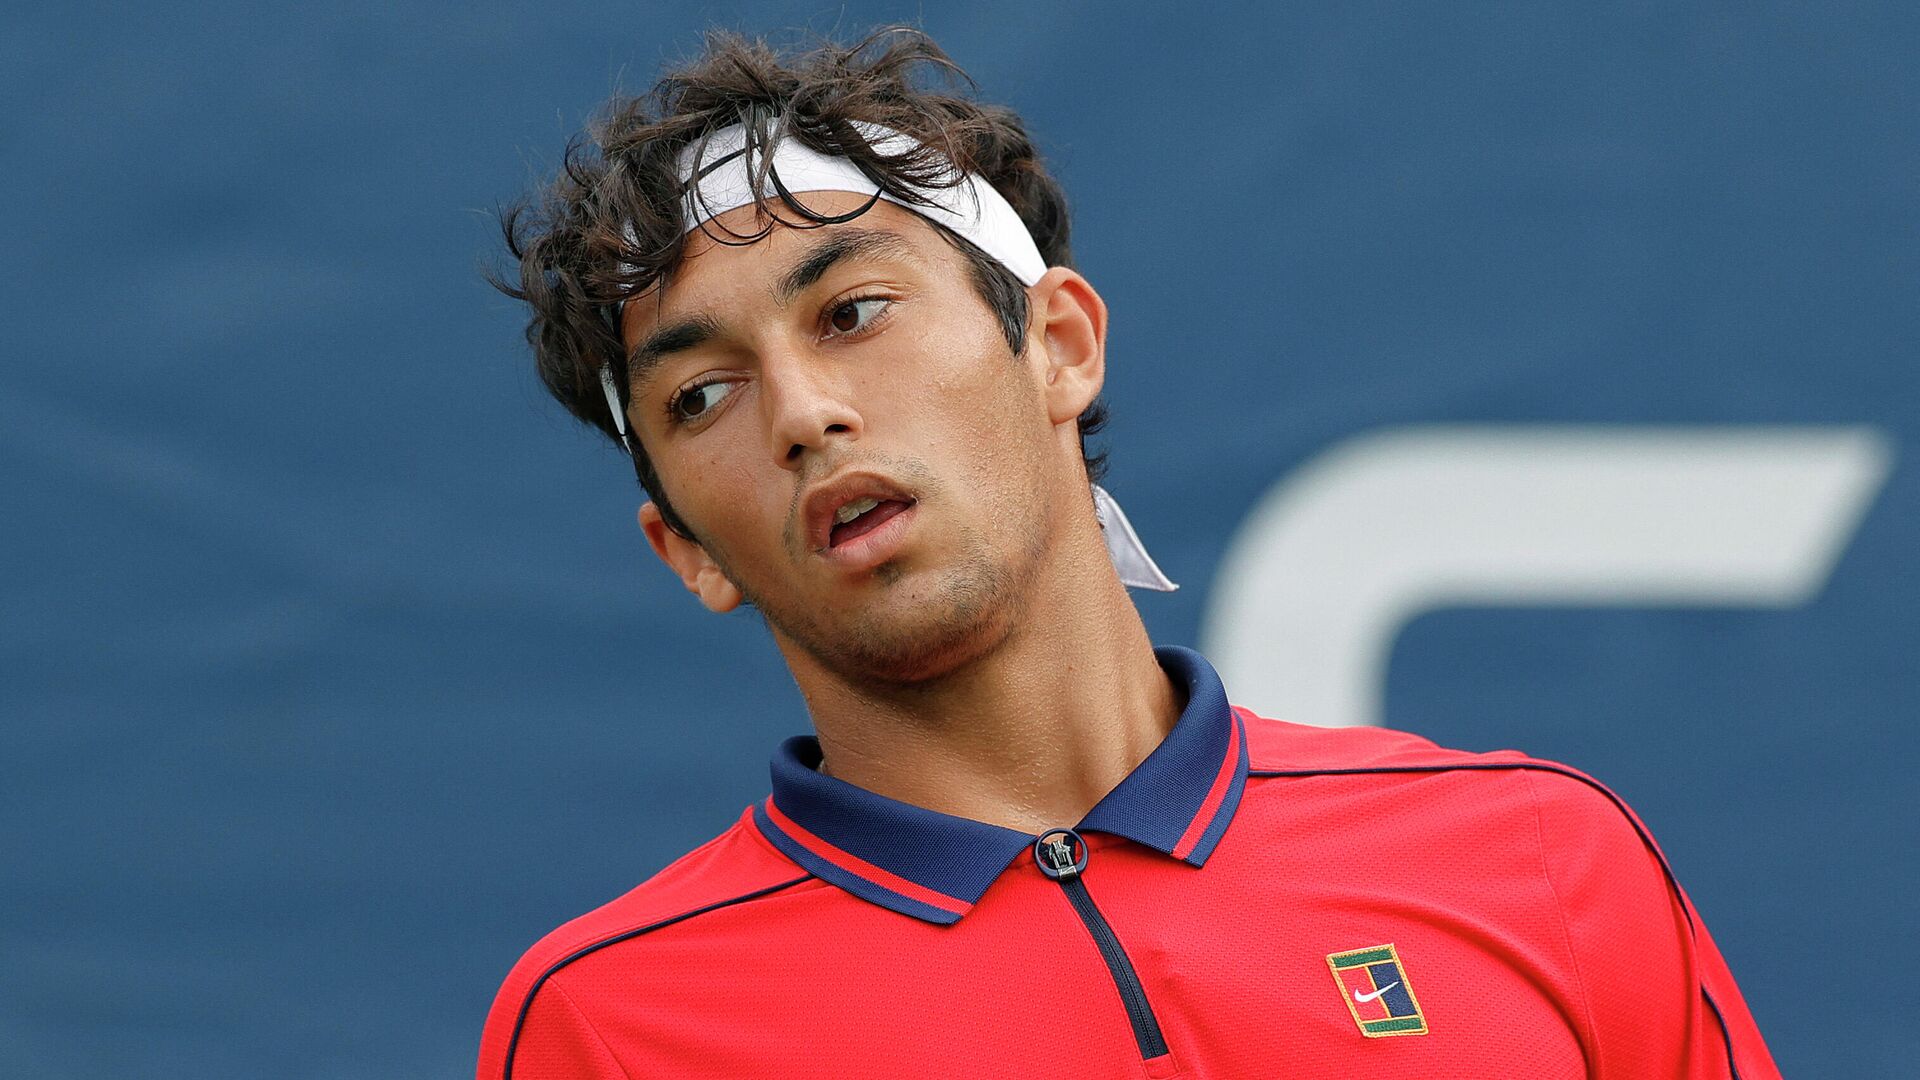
[492,26,1107,539]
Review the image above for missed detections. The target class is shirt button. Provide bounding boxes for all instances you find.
[1033,828,1088,879]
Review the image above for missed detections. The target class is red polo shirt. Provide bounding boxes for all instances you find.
[477,647,1778,1078]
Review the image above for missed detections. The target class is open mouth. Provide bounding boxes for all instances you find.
[829,496,915,548]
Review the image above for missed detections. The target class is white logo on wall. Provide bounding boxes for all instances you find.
[1198,426,1892,728]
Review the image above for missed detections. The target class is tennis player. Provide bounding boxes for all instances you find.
[477,27,1779,1078]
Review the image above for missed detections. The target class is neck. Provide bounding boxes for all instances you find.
[776,508,1180,834]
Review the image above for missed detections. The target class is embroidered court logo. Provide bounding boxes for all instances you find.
[1326,944,1428,1037]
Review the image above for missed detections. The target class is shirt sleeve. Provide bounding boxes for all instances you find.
[475,972,631,1080]
[1523,767,1780,1079]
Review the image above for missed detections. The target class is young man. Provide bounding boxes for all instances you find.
[479,29,1778,1079]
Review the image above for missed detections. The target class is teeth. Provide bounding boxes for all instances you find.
[834,496,881,525]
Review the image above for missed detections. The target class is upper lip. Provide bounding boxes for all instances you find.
[801,471,918,551]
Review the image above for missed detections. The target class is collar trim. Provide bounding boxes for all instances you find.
[753,798,973,925]
[1171,705,1246,862]
[754,646,1248,924]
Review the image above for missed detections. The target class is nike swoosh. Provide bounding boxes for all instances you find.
[1353,981,1400,1004]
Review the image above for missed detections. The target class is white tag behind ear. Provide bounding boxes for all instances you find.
[599,363,633,451]
[1092,484,1178,592]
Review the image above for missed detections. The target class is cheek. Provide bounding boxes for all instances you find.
[891,310,1041,438]
[662,430,780,543]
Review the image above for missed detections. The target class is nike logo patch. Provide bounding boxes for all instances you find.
[1327,944,1428,1037]
[1353,981,1400,1004]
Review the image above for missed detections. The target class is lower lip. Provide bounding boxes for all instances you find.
[819,500,918,572]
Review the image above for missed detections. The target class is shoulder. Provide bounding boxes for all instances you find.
[474,807,813,1079]
[1234,704,1661,855]
[496,807,810,985]
[1234,702,1525,773]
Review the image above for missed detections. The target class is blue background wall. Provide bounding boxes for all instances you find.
[4,3,1913,1075]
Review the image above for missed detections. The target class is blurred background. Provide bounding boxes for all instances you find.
[4,3,1914,1075]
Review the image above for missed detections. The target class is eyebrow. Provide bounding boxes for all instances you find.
[625,311,723,394]
[773,226,916,305]
[624,226,919,394]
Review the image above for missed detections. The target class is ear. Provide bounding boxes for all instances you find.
[1030,267,1108,428]
[638,502,743,613]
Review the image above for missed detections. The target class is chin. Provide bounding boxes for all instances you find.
[765,547,1027,688]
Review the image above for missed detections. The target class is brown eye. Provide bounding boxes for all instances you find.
[827,298,887,336]
[671,381,733,422]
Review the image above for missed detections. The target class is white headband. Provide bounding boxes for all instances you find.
[598,120,1175,592]
[673,119,1048,285]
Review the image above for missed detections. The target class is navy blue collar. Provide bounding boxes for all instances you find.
[752,646,1249,924]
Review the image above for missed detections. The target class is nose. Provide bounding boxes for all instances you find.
[760,347,861,471]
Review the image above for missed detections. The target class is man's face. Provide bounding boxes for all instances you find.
[620,193,1100,686]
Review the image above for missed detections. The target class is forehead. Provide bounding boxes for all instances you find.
[618,192,951,343]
